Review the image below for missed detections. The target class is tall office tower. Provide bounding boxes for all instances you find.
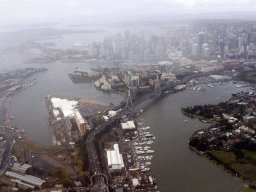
[238,37,244,48]
[192,44,199,57]
[125,30,130,40]
[204,48,210,58]
[220,40,225,57]
[202,43,208,56]
[198,32,205,55]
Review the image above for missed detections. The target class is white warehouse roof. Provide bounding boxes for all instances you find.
[108,110,117,117]
[121,121,136,130]
[107,144,124,170]
[51,97,78,118]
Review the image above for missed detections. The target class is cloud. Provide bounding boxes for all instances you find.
[0,0,256,23]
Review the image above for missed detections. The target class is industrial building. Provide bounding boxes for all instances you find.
[73,108,87,134]
[51,97,78,118]
[106,144,124,171]
[121,121,136,130]
[12,163,32,175]
[108,110,117,117]
[5,171,46,189]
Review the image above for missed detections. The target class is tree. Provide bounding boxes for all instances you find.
[196,143,207,151]
[189,137,199,147]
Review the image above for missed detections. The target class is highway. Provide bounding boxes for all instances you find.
[0,129,14,175]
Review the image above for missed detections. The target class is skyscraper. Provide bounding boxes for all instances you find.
[198,32,205,55]
[125,30,130,40]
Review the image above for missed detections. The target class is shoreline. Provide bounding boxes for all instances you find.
[189,144,242,182]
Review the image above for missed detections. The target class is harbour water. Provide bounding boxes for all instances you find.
[137,82,247,192]
[9,62,124,146]
[1,24,248,191]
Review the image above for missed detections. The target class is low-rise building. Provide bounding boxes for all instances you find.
[106,144,124,171]
[243,116,255,124]
[121,121,136,130]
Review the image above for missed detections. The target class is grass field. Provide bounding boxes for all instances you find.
[206,150,256,182]
[241,188,252,192]
[209,150,236,164]
[244,151,256,160]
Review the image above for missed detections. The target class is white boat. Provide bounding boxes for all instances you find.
[217,97,219,100]
[144,146,151,150]
[136,150,145,154]
[134,142,138,146]
[145,162,152,165]
[146,150,155,154]
[147,140,154,144]
[145,156,153,160]
[139,142,147,145]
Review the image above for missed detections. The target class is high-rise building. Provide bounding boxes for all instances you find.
[198,32,205,54]
[125,30,130,40]
[204,48,210,58]
[192,44,199,57]
[202,43,208,56]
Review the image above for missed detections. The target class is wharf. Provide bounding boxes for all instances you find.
[45,97,57,146]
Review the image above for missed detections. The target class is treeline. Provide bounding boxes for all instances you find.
[182,102,246,120]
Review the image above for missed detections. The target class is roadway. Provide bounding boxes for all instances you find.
[0,129,14,175]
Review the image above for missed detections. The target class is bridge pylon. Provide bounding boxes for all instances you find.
[126,89,133,109]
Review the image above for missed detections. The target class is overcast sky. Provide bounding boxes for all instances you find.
[1,0,256,23]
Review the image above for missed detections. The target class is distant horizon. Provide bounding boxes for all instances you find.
[2,11,256,26]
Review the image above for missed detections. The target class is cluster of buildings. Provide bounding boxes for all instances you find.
[101,108,158,191]
[19,20,256,67]
[0,163,46,191]
[190,90,256,151]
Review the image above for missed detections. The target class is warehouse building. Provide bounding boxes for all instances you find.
[5,171,46,189]
[106,144,124,171]
[121,121,136,130]
[51,97,78,118]
[12,163,32,175]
